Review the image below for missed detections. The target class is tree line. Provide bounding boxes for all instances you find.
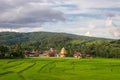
[0,44,24,58]
[0,39,120,58]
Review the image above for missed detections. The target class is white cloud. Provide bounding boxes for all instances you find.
[0,28,19,32]
[105,18,120,37]
[85,31,93,37]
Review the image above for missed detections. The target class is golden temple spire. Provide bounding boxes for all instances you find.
[60,47,67,57]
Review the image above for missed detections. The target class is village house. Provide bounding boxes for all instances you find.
[24,50,40,57]
[43,48,57,57]
[73,52,82,58]
[85,54,91,58]
[73,52,91,58]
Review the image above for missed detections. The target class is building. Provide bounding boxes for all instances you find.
[73,52,82,58]
[59,47,67,57]
[24,50,40,57]
[43,48,57,57]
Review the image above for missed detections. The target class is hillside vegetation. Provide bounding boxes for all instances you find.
[0,32,109,45]
[0,32,120,58]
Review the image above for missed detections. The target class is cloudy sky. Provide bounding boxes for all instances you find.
[0,0,120,39]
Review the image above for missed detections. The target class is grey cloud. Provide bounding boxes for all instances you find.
[106,13,116,17]
[0,0,66,29]
[105,12,120,17]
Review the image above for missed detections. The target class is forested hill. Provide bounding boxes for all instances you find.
[0,31,110,45]
[0,32,120,58]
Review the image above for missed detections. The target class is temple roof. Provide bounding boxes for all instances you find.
[60,47,66,55]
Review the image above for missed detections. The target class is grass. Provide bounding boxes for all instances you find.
[0,58,120,80]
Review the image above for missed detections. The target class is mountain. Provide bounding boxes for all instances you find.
[0,31,111,45]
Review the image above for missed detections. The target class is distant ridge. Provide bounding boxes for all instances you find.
[0,31,111,45]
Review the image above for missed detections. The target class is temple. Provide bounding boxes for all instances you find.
[59,47,67,57]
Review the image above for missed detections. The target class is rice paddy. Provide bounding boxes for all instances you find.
[0,58,120,80]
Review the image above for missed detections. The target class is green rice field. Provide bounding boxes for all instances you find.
[0,58,120,80]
